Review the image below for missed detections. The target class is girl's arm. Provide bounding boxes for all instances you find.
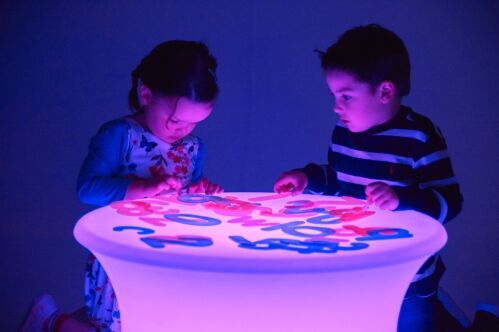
[77,120,132,206]
[191,139,206,184]
[187,140,223,194]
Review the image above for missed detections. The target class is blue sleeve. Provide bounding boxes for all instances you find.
[190,138,206,184]
[77,120,132,206]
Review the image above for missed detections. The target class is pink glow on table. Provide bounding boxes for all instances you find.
[74,192,447,331]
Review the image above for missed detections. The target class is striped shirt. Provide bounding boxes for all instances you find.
[300,106,463,290]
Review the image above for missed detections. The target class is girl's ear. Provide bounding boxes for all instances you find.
[139,84,153,107]
[377,81,397,104]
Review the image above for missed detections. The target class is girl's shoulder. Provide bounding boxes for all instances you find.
[87,118,132,149]
[97,117,132,135]
[181,134,203,145]
[178,134,205,153]
[172,134,205,158]
[95,116,150,142]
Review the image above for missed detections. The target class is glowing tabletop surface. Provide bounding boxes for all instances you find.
[74,192,447,332]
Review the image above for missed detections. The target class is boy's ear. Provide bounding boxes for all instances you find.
[139,84,153,107]
[377,81,397,104]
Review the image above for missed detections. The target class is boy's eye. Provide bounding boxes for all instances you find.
[342,95,352,101]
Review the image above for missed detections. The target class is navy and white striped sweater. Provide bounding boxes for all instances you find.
[301,105,462,223]
[300,106,463,292]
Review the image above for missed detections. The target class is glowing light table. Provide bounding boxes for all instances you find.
[74,192,447,332]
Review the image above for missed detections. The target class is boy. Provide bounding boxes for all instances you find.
[274,24,464,331]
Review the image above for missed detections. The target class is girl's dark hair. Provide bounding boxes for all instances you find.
[128,40,219,112]
[319,24,411,97]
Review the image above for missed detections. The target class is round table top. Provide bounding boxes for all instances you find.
[74,192,447,273]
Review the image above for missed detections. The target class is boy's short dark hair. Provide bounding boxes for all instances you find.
[320,24,411,97]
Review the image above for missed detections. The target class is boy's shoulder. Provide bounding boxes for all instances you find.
[396,106,445,143]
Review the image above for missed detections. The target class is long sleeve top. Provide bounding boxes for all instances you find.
[77,117,205,207]
[298,106,463,293]
[300,105,463,224]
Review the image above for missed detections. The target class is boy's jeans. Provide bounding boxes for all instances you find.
[398,292,466,332]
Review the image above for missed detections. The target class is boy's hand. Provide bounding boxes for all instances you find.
[125,175,182,200]
[274,171,308,195]
[187,178,224,195]
[365,182,399,210]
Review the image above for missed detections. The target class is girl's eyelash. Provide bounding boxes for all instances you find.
[331,93,351,101]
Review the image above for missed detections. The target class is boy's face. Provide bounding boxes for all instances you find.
[325,69,390,133]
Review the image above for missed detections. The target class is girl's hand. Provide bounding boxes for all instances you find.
[187,178,224,195]
[273,170,308,195]
[125,176,182,200]
[365,182,399,210]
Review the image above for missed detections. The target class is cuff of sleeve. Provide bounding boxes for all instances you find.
[393,187,442,222]
[77,176,132,206]
[393,187,418,211]
[297,163,325,192]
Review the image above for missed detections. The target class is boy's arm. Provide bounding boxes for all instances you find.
[394,127,463,223]
[300,143,339,195]
[77,120,132,206]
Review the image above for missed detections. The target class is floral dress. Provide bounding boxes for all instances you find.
[80,117,203,331]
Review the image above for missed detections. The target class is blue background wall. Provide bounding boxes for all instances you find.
[1,0,498,329]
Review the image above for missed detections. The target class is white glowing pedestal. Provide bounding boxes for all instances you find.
[74,192,446,332]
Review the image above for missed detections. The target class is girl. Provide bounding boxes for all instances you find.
[21,40,223,332]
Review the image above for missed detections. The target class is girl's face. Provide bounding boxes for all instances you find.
[325,69,395,133]
[140,89,213,143]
